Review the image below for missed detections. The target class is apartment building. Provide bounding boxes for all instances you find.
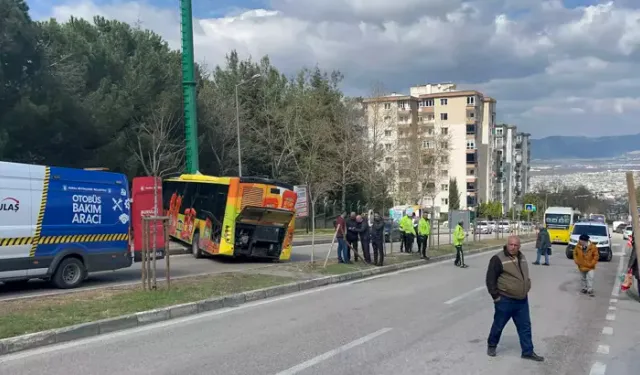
[494,124,517,213]
[514,132,531,206]
[363,83,497,214]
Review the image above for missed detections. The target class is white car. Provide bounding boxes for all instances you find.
[623,226,633,240]
[475,221,492,234]
[498,221,511,233]
[488,221,497,232]
[567,221,612,262]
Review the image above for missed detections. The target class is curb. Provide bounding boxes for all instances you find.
[168,237,336,255]
[0,240,533,356]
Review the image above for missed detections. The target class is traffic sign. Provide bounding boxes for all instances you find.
[525,204,537,212]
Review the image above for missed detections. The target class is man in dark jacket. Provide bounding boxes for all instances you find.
[358,215,371,263]
[486,236,544,362]
[346,212,360,262]
[533,225,551,266]
[335,212,347,263]
[370,213,385,266]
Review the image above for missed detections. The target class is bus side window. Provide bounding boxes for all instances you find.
[182,182,197,211]
[214,186,229,230]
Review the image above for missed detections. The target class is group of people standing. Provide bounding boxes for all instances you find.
[334,212,386,266]
[398,212,431,259]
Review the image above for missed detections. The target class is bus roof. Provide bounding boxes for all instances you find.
[545,206,580,214]
[165,174,294,190]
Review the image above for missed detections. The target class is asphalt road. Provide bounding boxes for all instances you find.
[3,235,635,375]
[0,231,505,301]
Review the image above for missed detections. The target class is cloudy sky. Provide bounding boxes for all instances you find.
[28,0,640,139]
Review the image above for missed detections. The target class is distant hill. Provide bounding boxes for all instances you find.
[530,133,640,160]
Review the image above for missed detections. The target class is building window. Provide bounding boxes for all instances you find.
[384,116,391,121]
[440,141,449,149]
[384,130,392,136]
[466,124,476,134]
[384,103,391,109]
[496,128,503,136]
[441,184,449,191]
[467,96,475,105]
[398,101,407,109]
[466,140,475,149]
[426,114,435,120]
[467,182,476,190]
[418,116,423,123]
[441,198,449,205]
[441,156,448,163]
[440,113,448,121]
[399,130,404,136]
[422,140,432,149]
[468,168,475,176]
[385,157,392,163]
[468,112,475,118]
[385,143,391,150]
[440,98,448,105]
[422,99,434,107]
[427,128,434,135]
[440,169,448,177]
[466,153,477,163]
[441,127,449,135]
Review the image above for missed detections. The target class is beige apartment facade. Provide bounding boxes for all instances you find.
[363,83,497,214]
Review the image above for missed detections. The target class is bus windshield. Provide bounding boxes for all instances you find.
[545,213,571,228]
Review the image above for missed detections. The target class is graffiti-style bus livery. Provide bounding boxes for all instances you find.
[163,175,297,260]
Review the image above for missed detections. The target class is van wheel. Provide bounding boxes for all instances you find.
[606,250,613,262]
[192,232,202,259]
[52,258,86,289]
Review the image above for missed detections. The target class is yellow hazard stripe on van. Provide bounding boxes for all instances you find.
[29,167,50,257]
[1,233,129,247]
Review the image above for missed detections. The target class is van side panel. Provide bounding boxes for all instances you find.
[34,166,131,273]
[0,162,36,279]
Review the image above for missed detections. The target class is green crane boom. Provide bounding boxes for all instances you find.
[180,0,199,173]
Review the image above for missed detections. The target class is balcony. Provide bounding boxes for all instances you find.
[467,195,477,207]
[466,182,476,192]
[466,152,477,164]
[466,124,476,135]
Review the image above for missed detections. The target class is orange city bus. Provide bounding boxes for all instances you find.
[162,174,298,260]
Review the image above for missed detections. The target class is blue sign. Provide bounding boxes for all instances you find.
[525,204,536,212]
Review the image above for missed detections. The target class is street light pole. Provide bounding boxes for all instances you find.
[235,74,261,177]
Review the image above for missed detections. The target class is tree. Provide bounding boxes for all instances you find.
[360,82,396,209]
[282,68,342,263]
[477,201,503,219]
[449,178,460,210]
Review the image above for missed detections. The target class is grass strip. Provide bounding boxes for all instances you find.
[0,273,293,340]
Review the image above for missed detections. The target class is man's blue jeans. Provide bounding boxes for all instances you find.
[535,248,549,264]
[337,238,348,262]
[487,296,534,356]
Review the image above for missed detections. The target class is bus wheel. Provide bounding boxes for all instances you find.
[52,257,86,289]
[192,232,202,259]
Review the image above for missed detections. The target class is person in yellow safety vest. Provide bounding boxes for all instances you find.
[400,214,416,253]
[453,220,468,268]
[418,213,431,259]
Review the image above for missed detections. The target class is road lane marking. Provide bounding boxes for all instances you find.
[608,306,616,311]
[609,298,618,303]
[273,328,392,375]
[602,327,613,335]
[606,313,616,321]
[589,362,607,375]
[597,345,610,355]
[444,286,485,305]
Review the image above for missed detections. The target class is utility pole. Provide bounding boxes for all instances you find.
[180,0,199,173]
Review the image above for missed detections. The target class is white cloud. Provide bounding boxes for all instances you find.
[42,0,640,137]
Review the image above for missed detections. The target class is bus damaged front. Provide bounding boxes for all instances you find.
[230,207,294,260]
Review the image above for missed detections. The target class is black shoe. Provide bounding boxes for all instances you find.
[522,352,544,362]
[543,263,550,266]
[588,289,595,297]
[532,262,540,265]
[580,289,587,294]
[460,264,469,268]
[487,347,497,357]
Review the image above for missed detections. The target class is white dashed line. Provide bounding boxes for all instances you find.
[605,313,616,321]
[589,362,607,375]
[609,298,618,304]
[596,345,610,355]
[602,326,613,335]
[608,306,616,311]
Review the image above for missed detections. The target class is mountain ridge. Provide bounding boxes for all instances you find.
[530,133,640,160]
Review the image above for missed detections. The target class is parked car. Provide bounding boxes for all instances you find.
[498,221,511,233]
[614,223,627,233]
[384,219,402,243]
[475,221,492,234]
[623,226,633,240]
